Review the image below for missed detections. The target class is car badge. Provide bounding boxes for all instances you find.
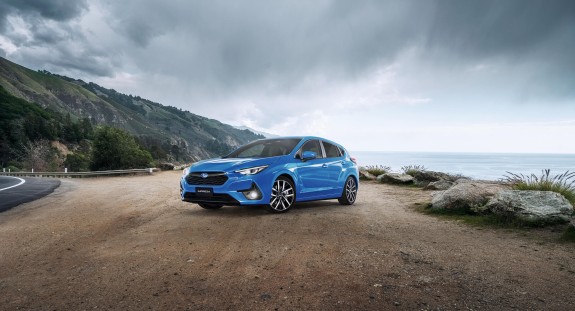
[201,173,209,178]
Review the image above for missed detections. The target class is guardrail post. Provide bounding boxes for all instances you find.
[32,168,34,173]
[65,168,68,173]
[147,168,153,174]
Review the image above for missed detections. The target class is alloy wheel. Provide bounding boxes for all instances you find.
[338,176,357,205]
[269,178,295,212]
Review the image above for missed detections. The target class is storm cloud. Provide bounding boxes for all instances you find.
[1,0,574,152]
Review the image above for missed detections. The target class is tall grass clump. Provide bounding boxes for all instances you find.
[401,164,427,176]
[503,169,575,207]
[365,165,391,176]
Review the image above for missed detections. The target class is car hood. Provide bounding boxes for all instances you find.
[188,157,280,173]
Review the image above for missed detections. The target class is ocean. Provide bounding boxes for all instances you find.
[351,151,575,181]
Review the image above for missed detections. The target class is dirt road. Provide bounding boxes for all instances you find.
[1,171,574,310]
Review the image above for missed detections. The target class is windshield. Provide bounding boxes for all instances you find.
[224,138,302,158]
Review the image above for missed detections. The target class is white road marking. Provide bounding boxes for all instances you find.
[0,177,26,192]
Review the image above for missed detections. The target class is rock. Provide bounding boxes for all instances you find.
[431,180,508,212]
[377,173,414,185]
[359,170,377,180]
[485,190,573,224]
[158,162,175,171]
[413,171,453,187]
[424,180,454,191]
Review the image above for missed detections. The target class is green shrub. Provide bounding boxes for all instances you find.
[365,165,390,176]
[401,164,427,176]
[91,126,153,170]
[5,165,21,172]
[64,153,90,172]
[503,169,575,207]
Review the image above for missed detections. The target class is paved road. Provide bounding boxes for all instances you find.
[0,176,61,212]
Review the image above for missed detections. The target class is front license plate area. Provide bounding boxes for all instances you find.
[196,187,213,196]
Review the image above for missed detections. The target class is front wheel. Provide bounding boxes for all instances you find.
[267,176,295,213]
[198,203,223,209]
[338,176,357,205]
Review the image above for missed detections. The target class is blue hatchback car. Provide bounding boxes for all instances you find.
[180,136,358,213]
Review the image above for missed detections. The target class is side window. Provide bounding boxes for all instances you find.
[322,141,341,158]
[300,140,324,158]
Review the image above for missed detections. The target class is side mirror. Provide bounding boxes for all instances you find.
[302,151,317,161]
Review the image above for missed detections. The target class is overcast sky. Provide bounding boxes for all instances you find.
[1,0,574,153]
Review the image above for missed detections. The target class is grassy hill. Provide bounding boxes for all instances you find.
[0,57,262,162]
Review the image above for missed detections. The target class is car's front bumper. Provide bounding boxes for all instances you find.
[180,172,271,206]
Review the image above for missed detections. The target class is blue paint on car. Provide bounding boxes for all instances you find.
[180,136,358,213]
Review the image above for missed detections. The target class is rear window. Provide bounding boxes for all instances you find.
[322,141,342,158]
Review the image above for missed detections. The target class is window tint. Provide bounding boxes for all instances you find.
[322,141,341,158]
[300,140,324,158]
[225,138,301,158]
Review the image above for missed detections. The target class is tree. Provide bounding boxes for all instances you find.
[64,153,90,172]
[91,126,153,170]
[16,139,56,171]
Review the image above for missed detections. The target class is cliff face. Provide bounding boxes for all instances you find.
[0,57,263,160]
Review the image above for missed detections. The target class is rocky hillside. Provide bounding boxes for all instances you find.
[0,57,263,161]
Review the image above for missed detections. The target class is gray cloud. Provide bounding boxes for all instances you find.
[1,0,88,22]
[89,0,574,102]
[426,0,575,59]
[2,0,574,108]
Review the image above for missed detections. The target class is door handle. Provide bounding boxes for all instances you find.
[322,164,328,168]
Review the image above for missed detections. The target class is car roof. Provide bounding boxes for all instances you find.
[255,136,343,147]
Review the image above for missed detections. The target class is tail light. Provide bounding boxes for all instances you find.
[350,157,357,164]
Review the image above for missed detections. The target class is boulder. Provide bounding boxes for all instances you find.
[359,170,377,181]
[431,179,508,212]
[413,171,453,187]
[377,173,414,185]
[485,190,573,225]
[158,162,175,171]
[424,180,454,191]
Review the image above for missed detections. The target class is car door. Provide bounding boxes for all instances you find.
[294,139,332,200]
[320,140,345,196]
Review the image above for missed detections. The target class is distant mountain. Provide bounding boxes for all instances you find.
[233,126,279,138]
[0,57,263,161]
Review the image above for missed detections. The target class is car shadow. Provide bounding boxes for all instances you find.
[182,200,345,217]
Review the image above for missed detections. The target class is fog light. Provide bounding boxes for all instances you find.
[241,184,262,200]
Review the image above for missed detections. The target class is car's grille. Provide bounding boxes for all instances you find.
[185,172,228,185]
[182,192,240,205]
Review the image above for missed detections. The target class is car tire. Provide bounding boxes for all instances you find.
[338,176,357,205]
[267,176,296,213]
[198,203,223,209]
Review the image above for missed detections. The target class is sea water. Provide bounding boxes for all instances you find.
[351,151,575,181]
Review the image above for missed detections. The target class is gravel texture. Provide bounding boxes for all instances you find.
[0,171,574,310]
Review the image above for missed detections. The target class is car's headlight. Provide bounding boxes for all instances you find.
[235,165,268,175]
[182,167,190,176]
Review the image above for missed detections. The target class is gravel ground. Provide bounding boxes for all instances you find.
[0,171,574,310]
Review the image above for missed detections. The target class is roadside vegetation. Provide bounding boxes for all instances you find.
[1,85,154,171]
[503,169,575,207]
[364,165,391,176]
[401,164,426,176]
[411,169,575,242]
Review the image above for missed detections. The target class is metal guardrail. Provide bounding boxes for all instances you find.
[0,168,158,178]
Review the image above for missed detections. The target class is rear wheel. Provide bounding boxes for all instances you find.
[338,176,357,205]
[198,203,223,209]
[267,176,295,213]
